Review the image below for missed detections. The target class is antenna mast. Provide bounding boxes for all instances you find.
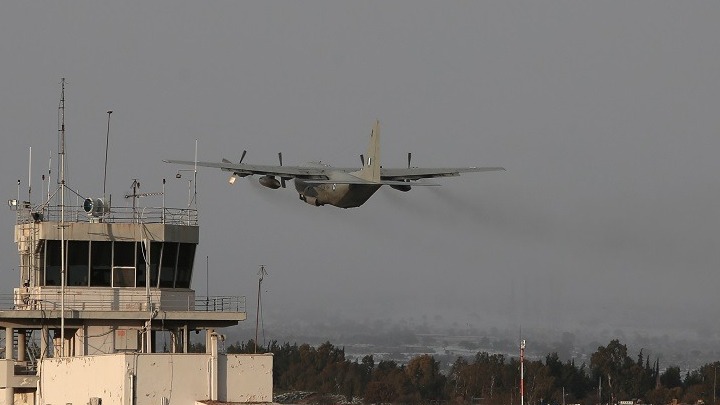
[255,265,268,353]
[58,78,67,357]
[28,147,32,205]
[103,110,112,201]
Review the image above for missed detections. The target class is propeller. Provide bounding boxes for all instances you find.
[228,150,248,184]
[278,152,286,188]
[407,152,412,168]
[360,154,365,167]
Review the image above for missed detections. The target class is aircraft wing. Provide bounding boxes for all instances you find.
[379,166,505,181]
[164,159,504,183]
[303,178,441,186]
[163,159,332,180]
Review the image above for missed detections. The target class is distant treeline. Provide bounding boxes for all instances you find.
[224,339,719,405]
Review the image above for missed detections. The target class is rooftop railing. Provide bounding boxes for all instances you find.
[0,292,245,313]
[14,204,198,226]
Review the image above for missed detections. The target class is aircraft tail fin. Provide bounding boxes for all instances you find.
[358,120,381,182]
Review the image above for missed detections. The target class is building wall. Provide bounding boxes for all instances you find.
[39,353,273,405]
[40,355,128,405]
[27,223,199,244]
[219,354,273,403]
[1,360,38,405]
[134,354,211,405]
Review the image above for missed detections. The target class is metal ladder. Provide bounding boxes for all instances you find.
[24,330,39,371]
[7,330,38,371]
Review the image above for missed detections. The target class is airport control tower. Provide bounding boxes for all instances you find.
[0,81,272,405]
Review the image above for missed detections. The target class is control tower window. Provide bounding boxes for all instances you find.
[90,241,112,287]
[114,242,135,267]
[175,243,196,288]
[150,242,161,287]
[45,240,61,286]
[136,242,149,287]
[113,267,135,288]
[159,242,178,288]
[113,242,136,288]
[67,241,89,286]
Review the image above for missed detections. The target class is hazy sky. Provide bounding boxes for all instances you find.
[1,2,720,340]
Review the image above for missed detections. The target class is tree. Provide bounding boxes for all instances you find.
[660,366,682,389]
[406,354,446,400]
[591,340,633,401]
[364,381,398,404]
[525,359,555,405]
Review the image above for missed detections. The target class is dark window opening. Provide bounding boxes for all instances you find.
[90,241,112,287]
[113,266,135,288]
[114,242,135,267]
[150,242,162,288]
[175,243,196,288]
[136,242,149,288]
[159,242,178,288]
[37,241,46,287]
[45,240,61,286]
[67,241,89,286]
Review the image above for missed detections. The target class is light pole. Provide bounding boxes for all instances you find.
[520,339,525,405]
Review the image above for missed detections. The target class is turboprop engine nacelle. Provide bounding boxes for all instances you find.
[390,184,412,192]
[258,175,281,189]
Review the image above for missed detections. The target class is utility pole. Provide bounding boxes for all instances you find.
[520,339,525,405]
[255,265,267,353]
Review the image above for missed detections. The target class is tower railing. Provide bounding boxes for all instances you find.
[0,292,245,313]
[15,205,198,226]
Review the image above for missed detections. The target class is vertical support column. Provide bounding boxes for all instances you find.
[205,329,214,354]
[4,327,13,360]
[182,325,189,354]
[209,332,219,401]
[17,329,25,362]
[4,387,14,405]
[170,330,177,353]
[40,326,48,358]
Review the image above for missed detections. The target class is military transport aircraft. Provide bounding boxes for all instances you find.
[165,121,504,208]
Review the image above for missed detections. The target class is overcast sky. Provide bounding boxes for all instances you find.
[1,2,720,340]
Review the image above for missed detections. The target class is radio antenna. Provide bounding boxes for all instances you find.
[59,77,67,357]
[47,152,52,202]
[28,147,32,205]
[103,110,112,201]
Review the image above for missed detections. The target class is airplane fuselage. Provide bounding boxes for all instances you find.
[294,177,381,208]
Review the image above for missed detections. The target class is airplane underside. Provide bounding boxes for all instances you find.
[295,179,381,209]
